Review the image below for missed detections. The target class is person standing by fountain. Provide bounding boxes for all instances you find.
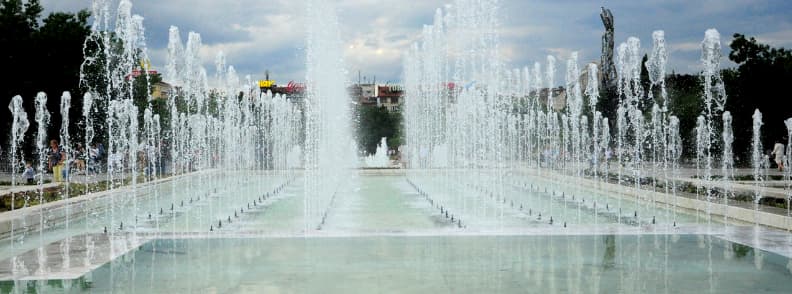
[772,138,786,171]
[48,139,66,182]
[22,162,35,185]
[73,143,87,172]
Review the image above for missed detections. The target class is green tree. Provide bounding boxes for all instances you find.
[666,73,703,157]
[355,105,402,155]
[1,0,90,159]
[726,34,792,164]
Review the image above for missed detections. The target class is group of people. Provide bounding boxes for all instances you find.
[20,139,105,184]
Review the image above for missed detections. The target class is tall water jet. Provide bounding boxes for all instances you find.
[82,93,94,175]
[565,52,583,179]
[721,112,735,224]
[34,92,50,264]
[700,29,727,221]
[646,30,669,200]
[60,91,73,230]
[165,26,185,86]
[585,64,600,180]
[59,92,72,171]
[668,116,682,225]
[304,0,357,231]
[751,109,764,225]
[601,118,611,185]
[7,95,29,243]
[646,31,669,109]
[35,92,51,189]
[695,115,708,222]
[785,118,792,230]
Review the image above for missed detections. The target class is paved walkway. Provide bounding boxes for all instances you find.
[0,172,134,195]
[637,166,791,200]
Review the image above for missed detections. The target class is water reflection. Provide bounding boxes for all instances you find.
[3,234,790,293]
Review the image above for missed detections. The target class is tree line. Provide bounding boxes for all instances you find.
[1,0,90,160]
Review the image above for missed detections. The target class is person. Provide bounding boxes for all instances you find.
[73,143,86,172]
[88,143,100,172]
[771,139,785,171]
[22,162,35,184]
[97,143,105,160]
[48,139,66,182]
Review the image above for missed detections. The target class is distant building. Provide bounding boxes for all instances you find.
[257,71,305,101]
[151,81,172,100]
[349,83,404,112]
[377,85,403,112]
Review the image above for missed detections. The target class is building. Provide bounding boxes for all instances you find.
[151,81,173,100]
[258,71,305,101]
[377,85,403,112]
[348,83,404,112]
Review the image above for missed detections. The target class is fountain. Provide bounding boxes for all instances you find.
[7,95,29,244]
[1,0,791,291]
[752,109,765,224]
[303,0,357,231]
[364,137,390,168]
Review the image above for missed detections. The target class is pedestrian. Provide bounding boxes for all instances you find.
[772,139,785,172]
[22,161,35,184]
[88,143,100,172]
[48,139,66,182]
[73,143,86,171]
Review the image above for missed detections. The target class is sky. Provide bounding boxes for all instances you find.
[40,0,792,86]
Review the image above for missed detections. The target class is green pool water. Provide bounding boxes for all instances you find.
[7,234,792,293]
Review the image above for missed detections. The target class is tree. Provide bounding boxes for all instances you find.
[726,34,792,164]
[666,73,703,157]
[1,0,90,161]
[355,105,402,155]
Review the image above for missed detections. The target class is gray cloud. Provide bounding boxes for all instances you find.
[39,0,792,84]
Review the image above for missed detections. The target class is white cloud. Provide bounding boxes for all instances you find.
[37,0,792,83]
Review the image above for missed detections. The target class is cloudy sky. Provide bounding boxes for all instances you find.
[41,0,792,85]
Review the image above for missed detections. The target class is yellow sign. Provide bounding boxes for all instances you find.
[139,59,152,70]
[258,80,275,88]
